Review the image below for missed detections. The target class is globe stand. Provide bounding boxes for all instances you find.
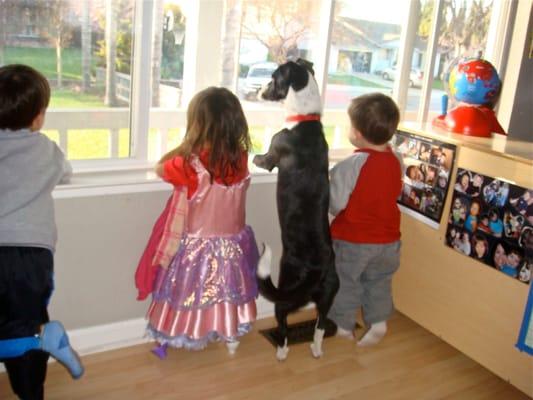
[433,103,506,138]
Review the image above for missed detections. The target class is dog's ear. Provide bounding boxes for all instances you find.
[296,58,315,76]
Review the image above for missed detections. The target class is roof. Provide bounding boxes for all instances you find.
[331,17,442,53]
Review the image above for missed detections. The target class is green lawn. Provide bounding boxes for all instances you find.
[328,73,388,88]
[49,88,106,108]
[5,46,87,81]
[6,46,107,108]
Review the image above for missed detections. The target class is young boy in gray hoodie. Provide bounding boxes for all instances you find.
[0,64,83,399]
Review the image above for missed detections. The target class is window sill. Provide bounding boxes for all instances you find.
[53,164,279,199]
[54,148,353,199]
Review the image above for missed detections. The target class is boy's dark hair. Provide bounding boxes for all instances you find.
[348,93,400,145]
[0,64,50,130]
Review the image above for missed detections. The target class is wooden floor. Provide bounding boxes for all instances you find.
[0,311,529,400]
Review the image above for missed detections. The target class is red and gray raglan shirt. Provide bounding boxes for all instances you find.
[329,146,404,244]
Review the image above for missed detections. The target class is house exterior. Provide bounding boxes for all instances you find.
[329,16,446,77]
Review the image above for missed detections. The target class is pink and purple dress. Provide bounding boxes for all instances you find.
[146,155,259,350]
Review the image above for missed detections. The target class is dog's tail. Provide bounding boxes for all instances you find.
[257,244,320,303]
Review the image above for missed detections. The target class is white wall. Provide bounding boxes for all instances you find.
[50,179,281,330]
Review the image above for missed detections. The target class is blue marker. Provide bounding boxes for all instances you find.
[441,94,448,116]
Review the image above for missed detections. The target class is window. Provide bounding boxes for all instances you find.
[0,0,513,170]
[147,0,187,161]
[1,0,135,161]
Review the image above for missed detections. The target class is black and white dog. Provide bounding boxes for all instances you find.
[253,59,339,360]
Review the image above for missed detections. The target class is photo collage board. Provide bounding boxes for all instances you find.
[392,130,456,228]
[445,168,532,285]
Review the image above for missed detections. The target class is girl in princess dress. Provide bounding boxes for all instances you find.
[145,87,259,356]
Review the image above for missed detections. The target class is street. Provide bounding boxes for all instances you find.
[237,73,445,113]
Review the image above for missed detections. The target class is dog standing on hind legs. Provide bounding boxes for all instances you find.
[253,59,339,361]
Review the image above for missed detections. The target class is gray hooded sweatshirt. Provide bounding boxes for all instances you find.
[0,129,71,251]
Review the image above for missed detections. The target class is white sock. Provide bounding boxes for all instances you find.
[226,341,239,355]
[336,326,355,340]
[357,321,387,347]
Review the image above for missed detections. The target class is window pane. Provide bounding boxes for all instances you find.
[147,0,187,161]
[404,0,432,122]
[325,0,406,113]
[0,0,135,160]
[426,0,493,122]
[220,0,323,153]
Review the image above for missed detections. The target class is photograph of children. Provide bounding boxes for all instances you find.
[418,142,431,162]
[445,225,470,256]
[467,173,484,197]
[445,167,532,284]
[488,208,504,237]
[504,211,525,239]
[436,173,448,192]
[464,198,483,233]
[393,131,457,226]
[449,195,468,227]
[395,135,420,158]
[518,260,532,284]
[402,184,422,209]
[405,162,426,189]
[482,179,510,207]
[421,163,438,186]
[454,170,471,194]
[519,226,533,257]
[491,242,524,278]
[429,146,453,174]
[420,189,444,219]
[471,232,490,262]
[456,230,472,256]
[477,213,491,234]
[510,189,533,225]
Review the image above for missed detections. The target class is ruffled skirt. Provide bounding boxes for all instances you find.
[146,226,259,350]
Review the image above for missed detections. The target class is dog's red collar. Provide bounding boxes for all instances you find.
[285,114,321,122]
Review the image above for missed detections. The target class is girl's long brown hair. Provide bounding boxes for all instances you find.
[176,87,251,184]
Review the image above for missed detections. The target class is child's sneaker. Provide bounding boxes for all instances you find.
[41,321,84,379]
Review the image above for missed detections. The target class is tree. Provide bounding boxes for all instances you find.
[95,0,133,105]
[160,4,185,80]
[151,2,185,106]
[104,0,118,106]
[81,0,92,92]
[151,0,165,107]
[420,0,492,56]
[0,1,24,67]
[221,0,243,89]
[418,0,434,39]
[241,0,314,64]
[417,0,492,76]
[38,0,73,88]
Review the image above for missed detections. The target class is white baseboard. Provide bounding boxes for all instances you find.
[0,298,276,374]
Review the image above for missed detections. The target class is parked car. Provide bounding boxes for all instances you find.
[382,66,424,88]
[241,62,278,100]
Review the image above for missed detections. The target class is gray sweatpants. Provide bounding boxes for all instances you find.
[328,239,401,330]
